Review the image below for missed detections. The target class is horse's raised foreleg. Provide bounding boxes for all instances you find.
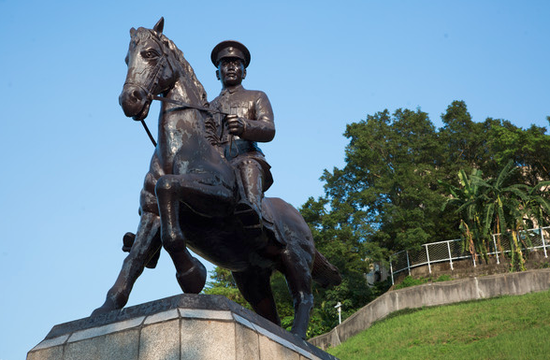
[155,175,206,294]
[92,211,161,316]
[232,268,280,326]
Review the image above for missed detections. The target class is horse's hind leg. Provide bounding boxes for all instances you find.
[232,268,280,326]
[280,251,314,339]
[92,211,161,316]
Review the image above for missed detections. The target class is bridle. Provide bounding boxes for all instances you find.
[124,31,231,148]
[123,33,173,146]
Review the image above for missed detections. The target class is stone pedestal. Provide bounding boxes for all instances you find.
[27,294,338,360]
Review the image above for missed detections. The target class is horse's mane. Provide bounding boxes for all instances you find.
[134,28,208,108]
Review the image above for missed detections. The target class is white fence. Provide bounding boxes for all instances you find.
[389,226,550,285]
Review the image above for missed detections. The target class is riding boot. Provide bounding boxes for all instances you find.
[235,159,266,245]
[235,200,263,238]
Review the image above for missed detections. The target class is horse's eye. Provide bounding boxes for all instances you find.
[141,50,159,59]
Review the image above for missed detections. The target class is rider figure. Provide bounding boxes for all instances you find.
[209,40,275,243]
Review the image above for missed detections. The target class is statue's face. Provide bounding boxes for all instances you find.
[217,57,246,87]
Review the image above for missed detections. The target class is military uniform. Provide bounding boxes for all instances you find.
[210,84,274,181]
[210,41,275,240]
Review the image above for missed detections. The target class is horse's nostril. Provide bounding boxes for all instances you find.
[131,90,142,102]
[119,86,148,118]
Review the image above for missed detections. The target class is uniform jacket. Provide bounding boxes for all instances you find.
[209,84,275,190]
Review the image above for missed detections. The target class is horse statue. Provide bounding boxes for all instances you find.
[92,18,341,339]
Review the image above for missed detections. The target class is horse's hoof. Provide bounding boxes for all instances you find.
[291,328,307,340]
[91,305,114,317]
[91,295,126,317]
[176,258,207,294]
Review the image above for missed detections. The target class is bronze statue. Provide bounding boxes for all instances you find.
[92,18,341,339]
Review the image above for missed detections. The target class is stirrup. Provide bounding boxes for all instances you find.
[243,223,264,238]
[235,203,261,226]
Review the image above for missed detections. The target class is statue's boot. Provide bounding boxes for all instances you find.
[235,200,265,246]
[235,158,267,246]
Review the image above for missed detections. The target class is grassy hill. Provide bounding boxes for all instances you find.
[327,289,550,360]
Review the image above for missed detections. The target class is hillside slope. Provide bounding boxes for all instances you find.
[328,289,550,360]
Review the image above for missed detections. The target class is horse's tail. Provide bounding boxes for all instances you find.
[311,249,342,288]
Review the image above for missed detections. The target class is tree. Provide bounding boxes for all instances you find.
[475,160,530,269]
[440,168,487,263]
[299,196,376,337]
[319,107,457,254]
[442,160,550,270]
[299,101,550,322]
[439,101,487,178]
[486,120,550,185]
[203,267,249,308]
[522,181,550,230]
[439,101,550,185]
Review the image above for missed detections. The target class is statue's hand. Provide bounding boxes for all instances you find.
[225,114,245,136]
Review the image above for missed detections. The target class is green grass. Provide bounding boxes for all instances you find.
[394,274,454,289]
[327,289,550,360]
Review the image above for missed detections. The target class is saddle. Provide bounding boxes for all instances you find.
[121,197,286,270]
[261,199,287,248]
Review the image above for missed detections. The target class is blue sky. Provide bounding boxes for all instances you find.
[1,1,549,359]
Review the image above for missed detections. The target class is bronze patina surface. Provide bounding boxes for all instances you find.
[92,18,341,339]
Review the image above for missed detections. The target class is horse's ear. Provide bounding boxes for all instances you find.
[130,27,136,36]
[153,17,164,34]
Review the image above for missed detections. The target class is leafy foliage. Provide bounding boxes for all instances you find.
[298,101,550,329]
[441,160,550,270]
[394,275,453,290]
[203,267,250,309]
[311,101,550,257]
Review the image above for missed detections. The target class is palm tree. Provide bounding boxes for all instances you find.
[472,161,527,269]
[521,180,550,229]
[516,180,550,258]
[473,160,550,270]
[440,168,488,263]
[442,160,550,270]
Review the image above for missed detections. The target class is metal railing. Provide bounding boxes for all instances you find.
[389,226,550,285]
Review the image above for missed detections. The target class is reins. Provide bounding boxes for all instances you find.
[151,96,238,157]
[140,119,157,147]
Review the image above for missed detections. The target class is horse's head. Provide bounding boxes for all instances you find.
[119,18,175,120]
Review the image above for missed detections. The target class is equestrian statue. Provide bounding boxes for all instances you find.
[92,18,341,339]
